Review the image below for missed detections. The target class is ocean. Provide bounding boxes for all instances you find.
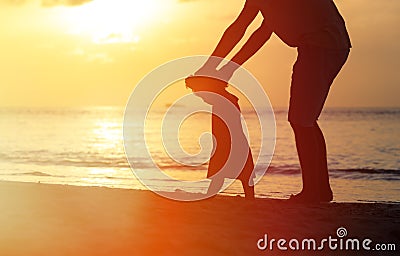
[0,106,399,203]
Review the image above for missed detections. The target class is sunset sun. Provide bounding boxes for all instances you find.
[60,0,169,44]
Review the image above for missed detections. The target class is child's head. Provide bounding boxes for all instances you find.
[185,76,227,93]
[185,76,229,104]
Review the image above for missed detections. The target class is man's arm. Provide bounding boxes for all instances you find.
[196,1,259,74]
[216,21,273,81]
[231,21,272,66]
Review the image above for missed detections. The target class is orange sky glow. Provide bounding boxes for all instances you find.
[0,0,399,108]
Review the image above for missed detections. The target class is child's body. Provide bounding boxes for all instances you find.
[185,76,255,199]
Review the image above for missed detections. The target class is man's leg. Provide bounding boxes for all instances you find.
[290,123,320,201]
[288,47,349,203]
[290,122,332,202]
[313,123,333,201]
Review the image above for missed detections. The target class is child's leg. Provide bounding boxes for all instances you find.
[240,179,255,200]
[207,177,224,197]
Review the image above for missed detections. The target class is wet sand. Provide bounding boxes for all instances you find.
[0,181,399,255]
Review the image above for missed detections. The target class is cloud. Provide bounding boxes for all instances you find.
[70,47,113,63]
[1,0,29,5]
[41,0,92,7]
[177,0,204,3]
[70,47,85,56]
[1,0,92,7]
[86,52,113,63]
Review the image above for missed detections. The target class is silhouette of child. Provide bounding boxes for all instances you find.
[185,76,255,199]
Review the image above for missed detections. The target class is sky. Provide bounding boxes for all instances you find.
[0,0,399,108]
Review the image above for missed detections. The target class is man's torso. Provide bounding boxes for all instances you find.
[247,0,351,49]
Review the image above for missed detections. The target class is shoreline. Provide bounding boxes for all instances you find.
[1,180,399,255]
[2,179,399,204]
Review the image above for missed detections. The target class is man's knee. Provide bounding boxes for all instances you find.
[289,121,317,133]
[288,108,318,128]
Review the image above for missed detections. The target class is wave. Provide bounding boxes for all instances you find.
[3,172,135,182]
[266,166,400,174]
[11,171,55,177]
[263,166,400,181]
[2,156,131,169]
[105,176,134,180]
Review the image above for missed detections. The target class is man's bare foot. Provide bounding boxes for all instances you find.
[288,190,333,203]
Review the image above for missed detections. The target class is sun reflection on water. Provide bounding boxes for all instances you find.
[92,121,122,150]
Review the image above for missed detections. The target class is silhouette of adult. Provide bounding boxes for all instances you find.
[195,0,351,203]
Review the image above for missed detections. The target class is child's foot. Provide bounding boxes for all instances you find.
[243,193,255,201]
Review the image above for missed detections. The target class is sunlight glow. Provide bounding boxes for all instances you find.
[92,121,122,149]
[60,0,169,44]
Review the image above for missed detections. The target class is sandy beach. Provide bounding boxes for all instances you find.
[0,181,399,256]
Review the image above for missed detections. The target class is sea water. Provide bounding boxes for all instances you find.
[0,107,399,202]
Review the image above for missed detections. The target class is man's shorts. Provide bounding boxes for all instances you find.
[288,46,350,127]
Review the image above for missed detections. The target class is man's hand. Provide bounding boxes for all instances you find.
[194,64,218,78]
[194,59,240,83]
[217,61,240,82]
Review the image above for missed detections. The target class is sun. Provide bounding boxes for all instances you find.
[60,0,170,44]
